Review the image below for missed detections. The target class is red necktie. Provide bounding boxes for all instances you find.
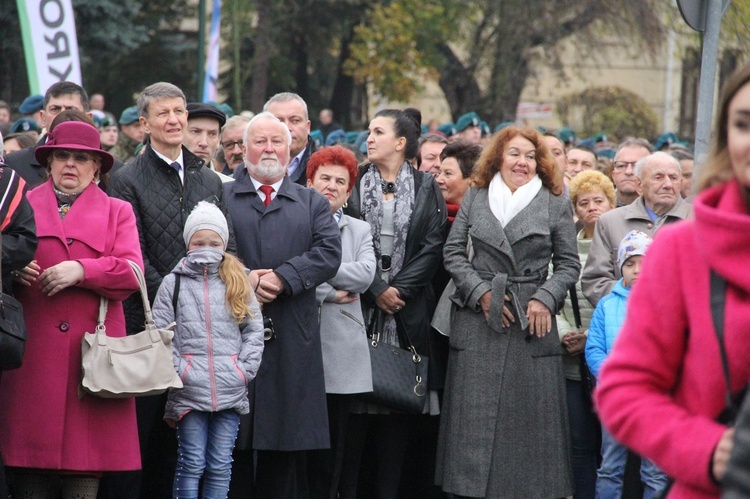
[259,185,274,207]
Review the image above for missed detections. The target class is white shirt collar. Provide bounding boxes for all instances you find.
[287,147,306,177]
[152,147,185,183]
[250,175,284,202]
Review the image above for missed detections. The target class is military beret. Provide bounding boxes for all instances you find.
[119,106,139,126]
[19,95,44,115]
[455,112,480,132]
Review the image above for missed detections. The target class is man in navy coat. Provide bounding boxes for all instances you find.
[225,112,341,498]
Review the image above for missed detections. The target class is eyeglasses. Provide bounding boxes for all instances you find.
[52,150,96,164]
[613,161,637,172]
[221,140,243,151]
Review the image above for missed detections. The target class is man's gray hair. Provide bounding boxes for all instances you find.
[263,92,308,120]
[418,133,449,147]
[243,111,292,147]
[634,151,682,179]
[669,147,694,162]
[137,82,186,118]
[615,138,654,157]
[222,115,250,135]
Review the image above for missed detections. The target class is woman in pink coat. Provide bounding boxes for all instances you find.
[0,121,143,498]
[595,62,750,498]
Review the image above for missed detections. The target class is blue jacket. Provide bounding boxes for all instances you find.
[585,278,630,378]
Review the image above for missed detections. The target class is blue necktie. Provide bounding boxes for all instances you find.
[170,161,181,174]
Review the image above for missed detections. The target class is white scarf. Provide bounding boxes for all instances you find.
[488,172,542,227]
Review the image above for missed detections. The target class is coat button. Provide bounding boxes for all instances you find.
[59,322,70,332]
[647,223,653,229]
[66,238,74,245]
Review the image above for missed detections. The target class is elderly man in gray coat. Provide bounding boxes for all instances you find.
[225,112,341,499]
[582,151,692,306]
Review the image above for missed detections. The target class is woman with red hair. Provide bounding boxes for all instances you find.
[305,145,377,498]
[436,126,580,498]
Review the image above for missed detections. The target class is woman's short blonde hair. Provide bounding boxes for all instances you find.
[568,170,616,208]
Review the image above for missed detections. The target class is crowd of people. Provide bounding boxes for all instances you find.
[0,60,749,499]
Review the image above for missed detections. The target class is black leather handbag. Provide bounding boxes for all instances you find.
[358,309,429,414]
[0,234,27,371]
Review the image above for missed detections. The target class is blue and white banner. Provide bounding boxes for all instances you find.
[203,0,222,102]
[17,0,82,95]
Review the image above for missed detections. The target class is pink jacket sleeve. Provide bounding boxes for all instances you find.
[594,226,726,495]
[76,201,144,301]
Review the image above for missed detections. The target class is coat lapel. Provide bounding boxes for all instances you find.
[32,182,111,252]
[30,182,65,245]
[502,189,550,247]
[468,189,515,263]
[265,177,302,216]
[61,185,111,253]
[231,169,267,215]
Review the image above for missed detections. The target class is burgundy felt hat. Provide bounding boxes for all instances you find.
[35,121,115,173]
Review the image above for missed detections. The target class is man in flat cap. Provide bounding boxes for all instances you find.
[184,102,232,182]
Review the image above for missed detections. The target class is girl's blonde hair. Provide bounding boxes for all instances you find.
[219,253,255,323]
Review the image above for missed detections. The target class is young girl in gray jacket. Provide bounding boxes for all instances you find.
[152,201,264,499]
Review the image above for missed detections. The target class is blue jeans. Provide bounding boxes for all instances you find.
[174,410,240,499]
[596,427,669,499]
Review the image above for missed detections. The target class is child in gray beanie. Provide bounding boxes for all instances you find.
[183,201,230,249]
[153,201,264,498]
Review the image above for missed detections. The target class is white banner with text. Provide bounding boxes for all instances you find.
[17,0,82,94]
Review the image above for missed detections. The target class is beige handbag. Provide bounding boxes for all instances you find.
[79,260,182,398]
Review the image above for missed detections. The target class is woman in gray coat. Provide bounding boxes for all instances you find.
[436,126,581,498]
[305,145,377,498]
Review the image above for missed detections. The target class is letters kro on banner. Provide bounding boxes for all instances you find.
[17,0,82,94]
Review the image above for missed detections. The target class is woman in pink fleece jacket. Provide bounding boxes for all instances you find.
[595,62,750,499]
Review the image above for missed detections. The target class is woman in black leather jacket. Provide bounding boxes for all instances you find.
[341,108,447,498]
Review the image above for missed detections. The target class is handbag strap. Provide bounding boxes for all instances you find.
[93,296,109,345]
[127,260,155,326]
[394,312,421,361]
[569,286,582,330]
[172,274,181,318]
[710,269,735,419]
[367,308,421,360]
[96,297,108,329]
